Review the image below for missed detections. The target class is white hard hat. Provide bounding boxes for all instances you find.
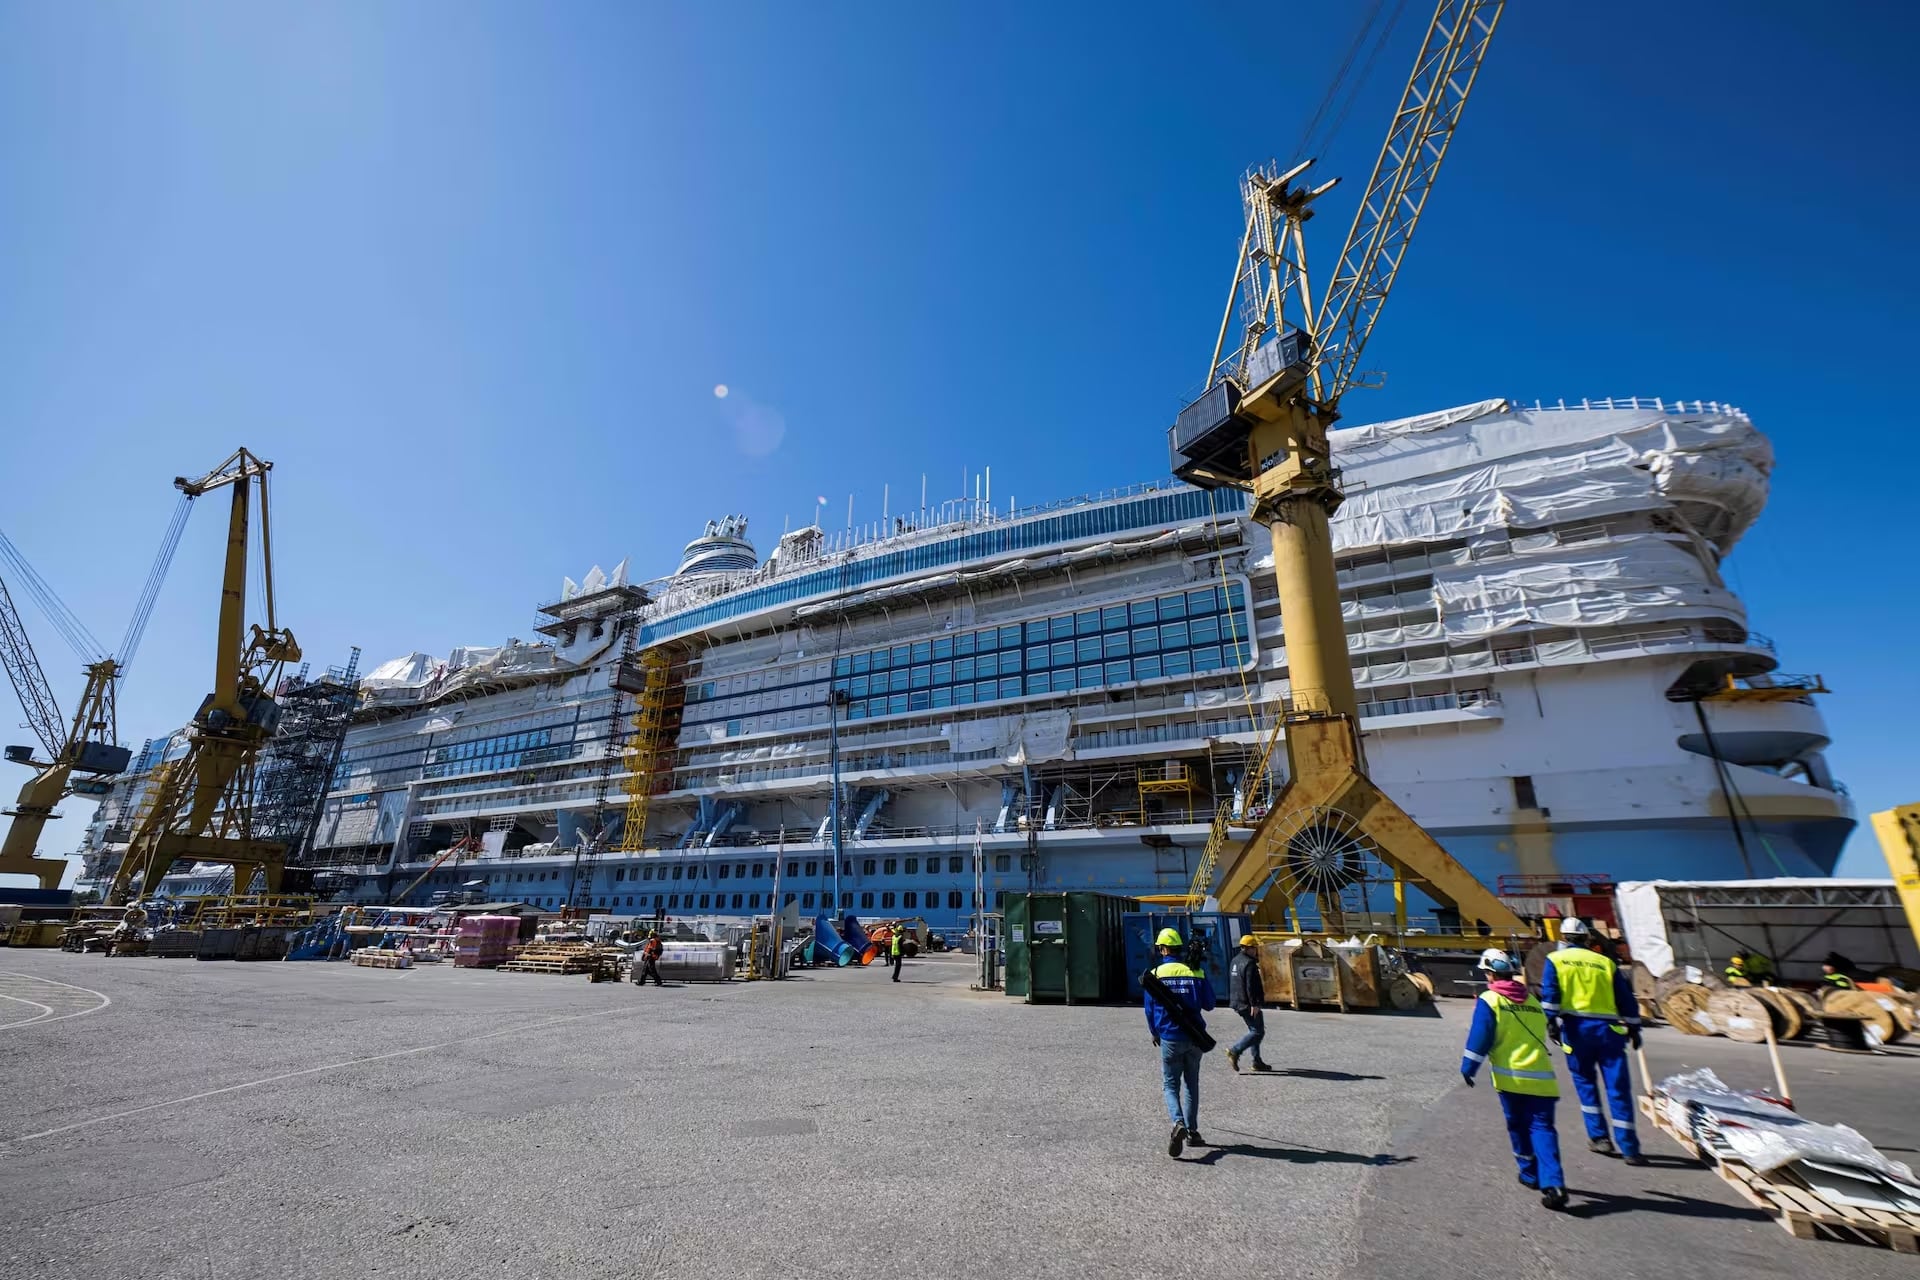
[1558,918,1589,939]
[1477,947,1517,975]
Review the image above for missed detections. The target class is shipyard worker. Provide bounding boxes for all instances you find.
[1460,948,1568,1211]
[889,926,904,983]
[1723,951,1772,987]
[638,931,665,987]
[1540,920,1645,1166]
[1143,927,1217,1158]
[1226,934,1273,1074]
[1821,960,1857,990]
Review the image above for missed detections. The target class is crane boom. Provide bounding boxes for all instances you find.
[1312,0,1504,407]
[0,574,63,759]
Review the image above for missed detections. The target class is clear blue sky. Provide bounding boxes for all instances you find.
[1,1,1913,881]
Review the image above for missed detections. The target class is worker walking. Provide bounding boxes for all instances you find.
[890,927,904,982]
[1226,934,1273,1073]
[1461,948,1568,1211]
[638,930,664,987]
[1143,927,1217,1158]
[1821,960,1857,990]
[1542,920,1645,1165]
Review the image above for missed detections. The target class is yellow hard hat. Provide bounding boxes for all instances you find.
[1156,927,1183,947]
[1239,934,1257,947]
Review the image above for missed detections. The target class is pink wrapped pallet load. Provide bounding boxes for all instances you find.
[455,915,519,968]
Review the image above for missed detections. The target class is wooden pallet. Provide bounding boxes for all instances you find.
[497,944,609,975]
[350,949,413,970]
[1640,1096,1920,1252]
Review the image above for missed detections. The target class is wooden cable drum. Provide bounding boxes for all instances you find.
[1824,990,1902,1046]
[1661,983,1716,1036]
[1385,975,1422,1010]
[1777,987,1822,1020]
[1651,968,1698,1004]
[1747,987,1804,1041]
[1705,988,1779,1044]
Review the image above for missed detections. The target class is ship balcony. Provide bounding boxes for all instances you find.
[1676,695,1833,770]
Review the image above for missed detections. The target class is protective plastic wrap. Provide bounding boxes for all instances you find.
[1655,1068,1916,1181]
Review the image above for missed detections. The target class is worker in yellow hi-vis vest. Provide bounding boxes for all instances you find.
[1460,948,1567,1211]
[1541,920,1644,1165]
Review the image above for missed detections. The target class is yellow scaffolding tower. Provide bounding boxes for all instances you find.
[617,648,673,853]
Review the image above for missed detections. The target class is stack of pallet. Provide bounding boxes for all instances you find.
[453,914,519,969]
[350,948,414,970]
[498,942,610,975]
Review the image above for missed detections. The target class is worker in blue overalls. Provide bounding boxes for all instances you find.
[1460,947,1567,1210]
[1541,918,1645,1165]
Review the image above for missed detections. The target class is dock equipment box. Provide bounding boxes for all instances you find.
[1121,910,1251,1000]
[1004,892,1138,1003]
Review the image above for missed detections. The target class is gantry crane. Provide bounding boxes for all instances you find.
[1168,0,1523,935]
[108,449,301,904]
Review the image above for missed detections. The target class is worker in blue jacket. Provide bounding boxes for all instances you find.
[1460,947,1567,1210]
[1541,919,1645,1165]
[1143,927,1217,1158]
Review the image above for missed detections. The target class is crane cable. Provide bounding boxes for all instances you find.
[0,527,105,662]
[1289,0,1410,167]
[119,494,194,671]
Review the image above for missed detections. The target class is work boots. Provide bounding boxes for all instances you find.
[1588,1136,1617,1157]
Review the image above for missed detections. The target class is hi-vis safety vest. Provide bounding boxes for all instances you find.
[1479,990,1560,1097]
[1546,947,1621,1021]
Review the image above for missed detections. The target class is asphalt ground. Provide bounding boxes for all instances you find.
[2,951,1915,1280]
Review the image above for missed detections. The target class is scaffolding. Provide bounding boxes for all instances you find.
[614,647,678,852]
[251,648,362,875]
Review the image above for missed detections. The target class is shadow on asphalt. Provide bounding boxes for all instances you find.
[1191,1144,1415,1167]
[1565,1188,1771,1224]
[1249,1068,1386,1082]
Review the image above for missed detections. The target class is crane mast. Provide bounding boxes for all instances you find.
[1169,0,1523,935]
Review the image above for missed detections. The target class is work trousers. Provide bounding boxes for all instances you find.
[1230,1009,1267,1063]
[1563,1018,1640,1157]
[640,957,663,986]
[891,951,903,981]
[1498,1092,1564,1191]
[1158,1039,1203,1131]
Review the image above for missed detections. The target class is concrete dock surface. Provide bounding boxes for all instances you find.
[2,951,1914,1279]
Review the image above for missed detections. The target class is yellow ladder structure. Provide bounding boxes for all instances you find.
[1184,800,1236,908]
[617,649,673,852]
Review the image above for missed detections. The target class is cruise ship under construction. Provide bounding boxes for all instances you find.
[80,396,1853,930]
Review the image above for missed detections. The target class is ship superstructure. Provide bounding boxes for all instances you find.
[79,398,1851,923]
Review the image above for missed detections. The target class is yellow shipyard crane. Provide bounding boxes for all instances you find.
[1167,0,1523,935]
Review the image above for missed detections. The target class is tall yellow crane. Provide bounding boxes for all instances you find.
[108,449,301,904]
[1168,0,1523,935]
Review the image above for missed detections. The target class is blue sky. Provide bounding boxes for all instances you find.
[0,1,1913,881]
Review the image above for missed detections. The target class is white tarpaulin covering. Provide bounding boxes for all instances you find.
[1431,535,1742,635]
[949,710,1072,765]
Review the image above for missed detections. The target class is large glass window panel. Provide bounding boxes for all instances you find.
[1226,581,1246,608]
[1133,654,1163,680]
[846,700,866,719]
[909,691,930,711]
[954,632,976,656]
[851,653,870,675]
[1158,594,1187,620]
[1051,669,1078,692]
[976,628,999,652]
[912,641,932,663]
[999,649,1020,673]
[1078,664,1105,687]
[933,637,952,660]
[975,681,999,702]
[1131,599,1157,625]
[977,653,999,678]
[1188,587,1219,614]
[1226,640,1251,667]
[1105,660,1131,685]
[889,669,909,693]
[910,666,931,689]
[1050,641,1074,667]
[891,645,911,667]
[1132,627,1159,653]
[931,687,952,708]
[1102,605,1128,631]
[1027,674,1050,695]
[998,677,1021,699]
[1027,646,1050,670]
[869,648,890,670]
[1026,620,1049,644]
[954,657,975,681]
[834,656,852,676]
[1075,609,1101,636]
[1050,615,1074,640]
[1076,636,1101,663]
[1189,616,1221,645]
[1102,632,1130,658]
[953,683,975,705]
[1192,646,1224,672]
[999,625,1021,649]
[850,676,869,697]
[932,661,952,683]
[1163,650,1193,676]
[1160,621,1189,649]
[889,693,909,714]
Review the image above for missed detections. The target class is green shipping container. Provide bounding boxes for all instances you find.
[1003,891,1139,1004]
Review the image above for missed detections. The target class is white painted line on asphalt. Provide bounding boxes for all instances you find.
[0,991,56,1028]
[8,1002,646,1143]
[0,971,111,1032]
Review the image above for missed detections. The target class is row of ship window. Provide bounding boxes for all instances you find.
[476,854,1009,893]
[481,889,1007,913]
